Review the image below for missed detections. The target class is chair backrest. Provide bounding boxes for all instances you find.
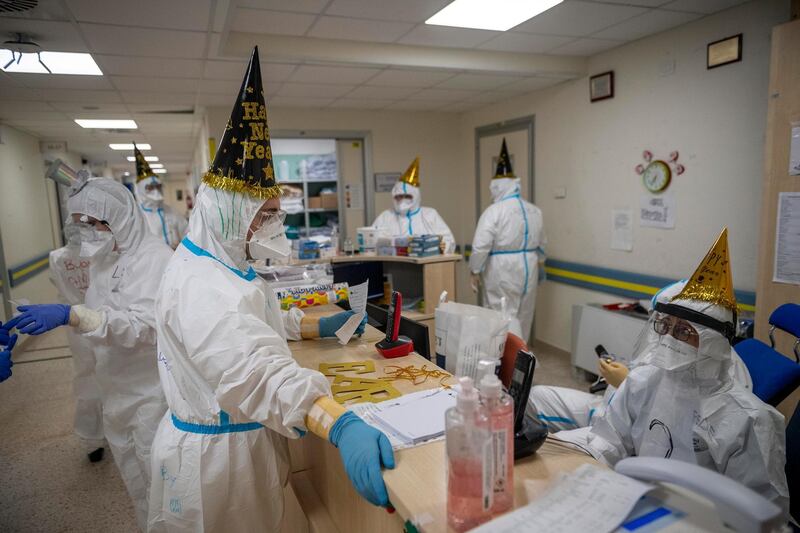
[768,303,800,361]
[499,333,528,388]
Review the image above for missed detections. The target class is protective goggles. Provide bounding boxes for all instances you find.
[653,316,698,342]
[653,302,736,343]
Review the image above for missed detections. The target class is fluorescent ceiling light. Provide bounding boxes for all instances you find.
[153,169,167,174]
[0,49,103,75]
[75,119,137,129]
[126,155,159,162]
[149,163,164,168]
[110,143,151,150]
[426,0,563,31]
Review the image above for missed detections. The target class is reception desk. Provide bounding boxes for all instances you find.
[282,305,598,533]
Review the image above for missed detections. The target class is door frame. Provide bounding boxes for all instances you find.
[474,115,536,221]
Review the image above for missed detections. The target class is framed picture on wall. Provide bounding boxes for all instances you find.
[589,71,614,102]
[707,34,742,69]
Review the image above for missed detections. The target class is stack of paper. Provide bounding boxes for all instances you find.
[349,387,456,449]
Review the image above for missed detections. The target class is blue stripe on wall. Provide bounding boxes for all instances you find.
[9,251,52,288]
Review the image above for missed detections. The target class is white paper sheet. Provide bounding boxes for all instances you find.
[334,280,369,344]
[789,123,800,176]
[639,192,675,229]
[344,183,364,209]
[471,464,653,533]
[773,192,800,285]
[611,208,633,251]
[335,311,366,345]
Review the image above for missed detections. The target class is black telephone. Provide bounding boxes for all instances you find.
[506,349,547,460]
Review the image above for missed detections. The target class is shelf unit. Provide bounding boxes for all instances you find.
[279,177,340,238]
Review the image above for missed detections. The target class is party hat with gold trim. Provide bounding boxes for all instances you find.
[493,138,514,179]
[672,228,737,313]
[202,46,280,199]
[134,143,155,182]
[398,157,420,188]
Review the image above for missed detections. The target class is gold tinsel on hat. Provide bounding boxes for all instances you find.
[672,227,737,313]
[398,157,420,188]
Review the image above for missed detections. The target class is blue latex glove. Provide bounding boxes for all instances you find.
[329,411,395,506]
[0,334,17,382]
[6,304,71,335]
[319,310,367,338]
[0,322,11,346]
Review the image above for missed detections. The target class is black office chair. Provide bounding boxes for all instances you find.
[364,302,430,360]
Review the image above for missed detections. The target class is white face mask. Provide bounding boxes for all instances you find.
[394,199,414,214]
[248,218,291,260]
[79,227,115,258]
[145,189,164,203]
[652,335,699,371]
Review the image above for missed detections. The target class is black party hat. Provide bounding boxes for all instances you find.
[202,46,280,199]
[493,138,514,179]
[134,143,155,182]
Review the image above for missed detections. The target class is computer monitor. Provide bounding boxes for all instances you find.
[332,261,384,301]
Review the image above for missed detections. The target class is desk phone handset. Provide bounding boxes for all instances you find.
[375,291,414,359]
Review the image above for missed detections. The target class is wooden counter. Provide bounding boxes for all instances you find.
[285,307,598,533]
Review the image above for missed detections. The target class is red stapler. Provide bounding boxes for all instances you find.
[375,291,414,358]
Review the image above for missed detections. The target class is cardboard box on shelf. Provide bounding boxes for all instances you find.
[308,196,322,209]
[320,193,338,209]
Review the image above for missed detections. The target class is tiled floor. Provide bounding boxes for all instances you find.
[0,331,586,531]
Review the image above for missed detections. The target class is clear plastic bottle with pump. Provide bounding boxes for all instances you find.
[446,377,493,532]
[478,359,515,516]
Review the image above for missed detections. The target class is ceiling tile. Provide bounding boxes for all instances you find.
[513,1,648,36]
[65,0,211,31]
[237,0,329,13]
[289,65,382,85]
[269,96,336,108]
[367,68,457,88]
[397,25,499,48]
[386,100,445,111]
[230,8,316,35]
[439,101,481,113]
[0,18,88,52]
[111,75,199,92]
[405,88,475,101]
[548,37,625,56]
[278,83,355,98]
[464,91,509,104]
[661,0,748,14]
[436,73,520,90]
[478,32,574,53]
[53,102,129,113]
[500,77,564,93]
[326,0,451,23]
[203,60,248,80]
[0,109,67,120]
[80,23,207,58]
[0,1,73,21]
[126,103,196,112]
[0,86,45,100]
[308,16,414,43]
[40,88,123,103]
[121,91,196,104]
[196,92,238,106]
[592,9,702,40]
[263,62,299,82]
[347,85,419,99]
[0,100,56,113]
[328,98,395,110]
[196,78,268,94]
[6,73,113,90]
[94,55,204,78]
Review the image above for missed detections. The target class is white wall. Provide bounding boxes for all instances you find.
[0,124,59,319]
[457,0,789,350]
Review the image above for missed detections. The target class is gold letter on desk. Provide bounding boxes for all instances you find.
[331,375,401,405]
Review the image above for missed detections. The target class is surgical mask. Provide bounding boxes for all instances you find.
[651,335,698,371]
[248,218,291,260]
[79,227,115,258]
[394,199,414,214]
[145,189,164,203]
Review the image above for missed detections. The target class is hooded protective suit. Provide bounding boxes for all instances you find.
[582,281,789,513]
[470,177,545,342]
[48,221,104,452]
[134,176,188,249]
[67,178,171,529]
[372,181,456,253]
[148,183,334,532]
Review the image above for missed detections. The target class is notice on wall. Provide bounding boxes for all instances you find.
[639,192,675,229]
[344,183,364,210]
[611,208,633,251]
[374,172,400,193]
[790,123,800,176]
[773,192,800,285]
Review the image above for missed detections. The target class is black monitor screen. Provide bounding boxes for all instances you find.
[332,261,384,301]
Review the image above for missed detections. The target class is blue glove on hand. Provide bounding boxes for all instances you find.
[6,304,71,335]
[318,310,367,338]
[0,322,11,346]
[329,411,395,506]
[0,334,18,382]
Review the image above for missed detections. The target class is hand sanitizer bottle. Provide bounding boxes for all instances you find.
[478,360,514,516]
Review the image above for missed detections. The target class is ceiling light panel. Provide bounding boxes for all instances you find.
[0,50,103,75]
[149,163,164,168]
[153,168,167,174]
[75,119,137,129]
[110,143,151,150]
[126,155,159,162]
[426,0,564,31]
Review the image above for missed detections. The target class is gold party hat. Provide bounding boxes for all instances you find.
[672,228,737,312]
[134,143,155,182]
[398,157,420,188]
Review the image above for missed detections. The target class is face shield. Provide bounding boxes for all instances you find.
[247,207,290,260]
[134,176,164,207]
[73,215,115,258]
[391,181,420,215]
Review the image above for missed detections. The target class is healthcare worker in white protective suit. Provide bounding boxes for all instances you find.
[470,139,545,342]
[148,47,391,533]
[6,176,171,529]
[571,229,787,513]
[529,280,753,433]
[48,218,106,462]
[372,157,456,253]
[133,144,188,249]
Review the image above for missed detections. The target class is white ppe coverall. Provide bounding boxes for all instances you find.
[581,282,789,513]
[148,183,331,532]
[48,223,105,452]
[469,177,545,343]
[372,181,456,253]
[134,176,188,249]
[67,178,171,529]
